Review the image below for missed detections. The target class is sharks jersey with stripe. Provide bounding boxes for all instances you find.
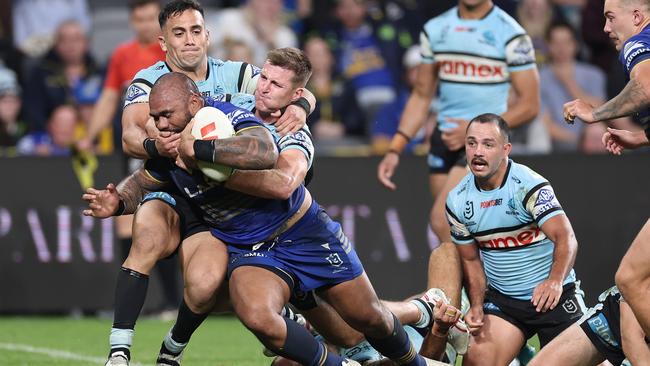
[446,160,576,300]
[145,101,314,245]
[619,24,650,125]
[123,57,260,108]
[420,6,535,130]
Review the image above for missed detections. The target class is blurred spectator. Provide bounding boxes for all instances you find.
[580,122,609,154]
[517,0,566,65]
[0,67,28,157]
[539,22,605,152]
[371,45,430,154]
[17,104,77,156]
[304,36,346,140]
[77,0,164,154]
[207,0,298,66]
[23,20,103,133]
[551,0,585,31]
[223,39,254,64]
[581,0,617,73]
[12,0,92,58]
[318,0,409,138]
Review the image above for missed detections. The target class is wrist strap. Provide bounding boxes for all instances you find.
[290,97,311,115]
[194,140,215,163]
[387,148,401,156]
[143,138,161,158]
[112,200,126,216]
[396,130,411,142]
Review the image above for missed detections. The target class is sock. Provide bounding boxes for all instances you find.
[169,299,209,348]
[108,329,132,359]
[112,267,149,331]
[274,317,346,366]
[281,305,306,327]
[410,298,432,328]
[366,314,425,366]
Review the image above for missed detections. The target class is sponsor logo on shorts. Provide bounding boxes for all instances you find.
[243,252,266,258]
[326,253,343,267]
[562,298,578,314]
[587,313,620,348]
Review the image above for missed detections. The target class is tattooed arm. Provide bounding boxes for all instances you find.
[82,168,168,218]
[563,61,650,123]
[179,124,278,170]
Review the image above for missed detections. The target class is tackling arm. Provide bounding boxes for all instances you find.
[186,125,278,170]
[225,149,308,200]
[121,103,155,159]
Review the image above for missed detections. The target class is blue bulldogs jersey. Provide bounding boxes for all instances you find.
[446,160,576,300]
[145,101,315,245]
[619,24,650,125]
[124,57,260,107]
[420,6,536,130]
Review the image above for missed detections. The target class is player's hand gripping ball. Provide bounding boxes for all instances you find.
[191,106,236,182]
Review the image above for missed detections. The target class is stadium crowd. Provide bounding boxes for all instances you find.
[0,0,645,158]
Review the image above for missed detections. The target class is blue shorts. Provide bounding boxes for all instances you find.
[226,201,364,294]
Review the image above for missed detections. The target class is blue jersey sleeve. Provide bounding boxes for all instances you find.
[143,158,173,183]
[620,31,650,75]
[518,165,564,226]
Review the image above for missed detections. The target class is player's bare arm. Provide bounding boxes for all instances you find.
[594,62,650,121]
[82,168,167,217]
[620,300,650,365]
[420,299,462,360]
[532,214,578,312]
[501,68,540,128]
[226,149,308,200]
[121,103,156,158]
[377,63,438,190]
[564,62,650,123]
[457,243,486,334]
[179,122,278,170]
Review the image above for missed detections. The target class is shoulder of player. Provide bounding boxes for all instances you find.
[132,61,168,83]
[448,173,473,200]
[490,6,526,36]
[510,161,549,190]
[622,32,650,61]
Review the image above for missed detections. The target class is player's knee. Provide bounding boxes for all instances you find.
[346,305,392,336]
[185,269,226,311]
[615,264,638,294]
[237,303,280,337]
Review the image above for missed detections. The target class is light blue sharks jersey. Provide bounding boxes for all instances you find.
[446,160,576,300]
[204,94,315,169]
[420,6,536,130]
[123,57,260,107]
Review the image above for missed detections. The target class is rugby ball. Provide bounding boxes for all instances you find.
[191,106,235,182]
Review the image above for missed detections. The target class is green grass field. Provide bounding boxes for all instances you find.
[0,316,540,365]
[0,315,269,365]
